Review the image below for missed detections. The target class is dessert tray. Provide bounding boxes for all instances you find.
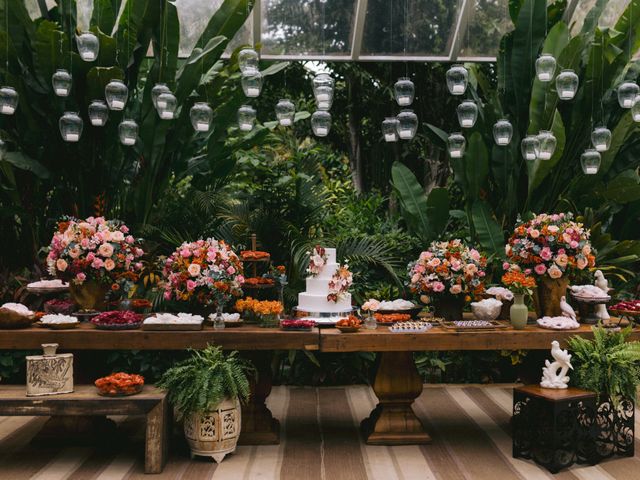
[336,315,362,333]
[26,279,69,294]
[388,321,433,333]
[437,319,509,331]
[280,319,316,331]
[36,314,79,330]
[536,316,581,330]
[95,373,144,397]
[92,311,143,330]
[609,300,640,321]
[143,313,204,331]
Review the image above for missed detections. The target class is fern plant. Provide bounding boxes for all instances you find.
[156,346,254,417]
[568,326,640,406]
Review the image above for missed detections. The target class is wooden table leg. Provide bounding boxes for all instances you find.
[238,351,280,445]
[145,400,169,474]
[361,351,431,445]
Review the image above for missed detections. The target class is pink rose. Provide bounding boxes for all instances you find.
[126,235,134,244]
[186,280,197,291]
[104,259,115,271]
[576,257,588,269]
[449,284,462,295]
[469,249,480,261]
[450,260,462,271]
[236,275,245,284]
[570,241,579,249]
[428,258,441,268]
[120,225,129,233]
[529,229,540,238]
[548,225,559,234]
[180,249,191,258]
[540,247,552,261]
[464,264,478,275]
[80,238,90,248]
[98,243,114,258]
[56,259,68,272]
[187,263,201,277]
[555,254,568,267]
[226,266,236,275]
[524,269,532,275]
[163,290,172,300]
[478,271,486,277]
[502,262,511,270]
[86,252,95,262]
[534,264,547,275]
[91,258,104,269]
[548,264,562,279]
[135,262,143,270]
[76,272,86,282]
[432,282,445,292]
[411,273,421,284]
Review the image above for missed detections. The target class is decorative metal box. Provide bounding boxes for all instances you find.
[26,343,73,396]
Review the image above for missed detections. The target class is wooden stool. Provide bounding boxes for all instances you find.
[512,385,598,473]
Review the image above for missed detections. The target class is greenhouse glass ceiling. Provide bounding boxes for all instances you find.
[25,0,632,62]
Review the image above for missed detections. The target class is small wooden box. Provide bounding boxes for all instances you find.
[26,343,73,396]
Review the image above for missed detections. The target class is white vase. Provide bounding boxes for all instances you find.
[183,397,241,462]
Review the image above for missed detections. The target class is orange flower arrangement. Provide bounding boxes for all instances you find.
[502,270,536,295]
[235,297,283,316]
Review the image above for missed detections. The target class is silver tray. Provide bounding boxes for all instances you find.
[292,307,355,325]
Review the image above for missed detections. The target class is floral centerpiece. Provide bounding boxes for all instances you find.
[328,263,353,303]
[501,269,537,328]
[408,239,486,320]
[162,238,244,313]
[46,216,144,310]
[307,246,328,277]
[234,297,284,327]
[505,213,595,316]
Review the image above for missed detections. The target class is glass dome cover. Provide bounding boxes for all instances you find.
[59,111,83,142]
[105,79,128,110]
[311,110,332,137]
[241,70,263,98]
[537,130,557,160]
[556,69,579,100]
[591,126,612,152]
[535,53,556,82]
[396,110,418,140]
[446,64,468,95]
[0,86,18,115]
[457,100,478,128]
[521,135,540,160]
[447,132,466,158]
[276,99,295,126]
[493,119,513,146]
[190,102,213,132]
[238,104,257,132]
[52,69,72,97]
[581,149,601,175]
[119,119,138,146]
[382,117,399,142]
[76,31,99,62]
[617,82,639,109]
[394,77,415,106]
[88,100,108,127]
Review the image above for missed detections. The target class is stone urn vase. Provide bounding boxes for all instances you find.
[183,397,242,462]
[69,280,109,311]
[433,295,465,321]
[533,276,569,317]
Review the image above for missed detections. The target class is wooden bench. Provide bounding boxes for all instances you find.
[0,385,170,474]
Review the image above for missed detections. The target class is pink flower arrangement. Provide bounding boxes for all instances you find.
[161,238,244,308]
[505,213,595,280]
[327,263,353,303]
[46,216,144,287]
[408,240,487,299]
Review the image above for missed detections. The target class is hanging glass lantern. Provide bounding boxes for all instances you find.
[382,117,399,142]
[105,79,128,110]
[446,64,468,95]
[396,110,418,140]
[241,70,263,98]
[190,102,213,132]
[457,100,478,128]
[59,112,83,142]
[394,77,415,106]
[119,119,138,146]
[555,69,579,100]
[238,48,259,74]
[237,105,256,132]
[521,135,540,160]
[581,149,601,175]
[156,92,177,120]
[617,82,639,109]
[276,99,295,127]
[536,130,557,160]
[493,119,513,146]
[76,31,99,62]
[535,53,556,82]
[0,86,18,115]
[591,126,612,152]
[311,111,332,137]
[313,73,334,110]
[632,96,640,122]
[88,100,108,127]
[52,69,72,97]
[151,83,171,109]
[447,133,466,158]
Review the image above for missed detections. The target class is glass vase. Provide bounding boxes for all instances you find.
[394,77,415,106]
[446,64,468,95]
[509,294,528,330]
[213,305,225,330]
[364,311,377,330]
[260,313,280,328]
[76,31,100,62]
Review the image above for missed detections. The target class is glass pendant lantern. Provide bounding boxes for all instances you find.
[311,110,332,137]
[581,149,601,174]
[446,64,468,95]
[0,86,18,115]
[241,70,263,98]
[76,31,99,62]
[591,126,612,152]
[156,92,177,120]
[119,119,138,146]
[536,130,557,160]
[59,112,83,142]
[632,96,640,122]
[396,110,418,140]
[447,133,466,158]
[555,69,579,100]
[521,135,540,160]
[88,100,108,126]
[190,102,213,132]
[382,117,399,142]
[238,48,259,74]
[313,73,334,110]
[105,79,128,110]
[394,77,415,106]
[457,100,478,128]
[493,119,513,146]
[276,99,295,127]
[617,82,639,109]
[52,69,72,97]
[535,53,556,82]
[237,105,256,132]
[151,83,171,109]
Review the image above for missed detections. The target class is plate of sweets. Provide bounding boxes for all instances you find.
[280,319,316,331]
[95,372,144,397]
[389,321,433,333]
[610,300,640,319]
[26,279,69,294]
[374,312,412,325]
[37,314,79,330]
[44,298,76,315]
[240,250,271,261]
[336,315,362,333]
[92,310,143,330]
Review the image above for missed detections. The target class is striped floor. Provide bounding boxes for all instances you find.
[0,385,639,479]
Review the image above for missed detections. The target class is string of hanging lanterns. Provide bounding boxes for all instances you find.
[237,47,262,132]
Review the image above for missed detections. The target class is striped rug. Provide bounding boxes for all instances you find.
[0,385,638,479]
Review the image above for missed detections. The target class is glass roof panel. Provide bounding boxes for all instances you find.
[260,0,357,56]
[458,0,513,59]
[361,0,462,57]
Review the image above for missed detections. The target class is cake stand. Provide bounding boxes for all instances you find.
[292,307,355,326]
[571,293,611,325]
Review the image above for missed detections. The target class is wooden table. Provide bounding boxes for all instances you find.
[0,385,169,473]
[321,323,639,445]
[0,324,319,446]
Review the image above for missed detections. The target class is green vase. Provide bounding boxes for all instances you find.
[510,294,529,329]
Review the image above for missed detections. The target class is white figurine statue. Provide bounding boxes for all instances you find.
[594,270,610,320]
[540,340,573,389]
[560,296,577,321]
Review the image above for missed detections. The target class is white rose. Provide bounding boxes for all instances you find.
[188,263,201,277]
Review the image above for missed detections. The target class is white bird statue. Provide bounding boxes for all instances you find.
[540,340,573,389]
[594,270,610,320]
[560,296,577,321]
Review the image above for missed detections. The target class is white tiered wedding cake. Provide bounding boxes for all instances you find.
[296,247,352,323]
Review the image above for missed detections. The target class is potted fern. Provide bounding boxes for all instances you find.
[568,326,640,458]
[157,346,254,462]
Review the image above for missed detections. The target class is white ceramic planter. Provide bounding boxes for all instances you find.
[183,397,241,462]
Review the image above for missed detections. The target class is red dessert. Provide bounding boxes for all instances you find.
[92,310,143,326]
[95,372,144,396]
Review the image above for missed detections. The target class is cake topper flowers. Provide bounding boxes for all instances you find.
[306,246,328,277]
